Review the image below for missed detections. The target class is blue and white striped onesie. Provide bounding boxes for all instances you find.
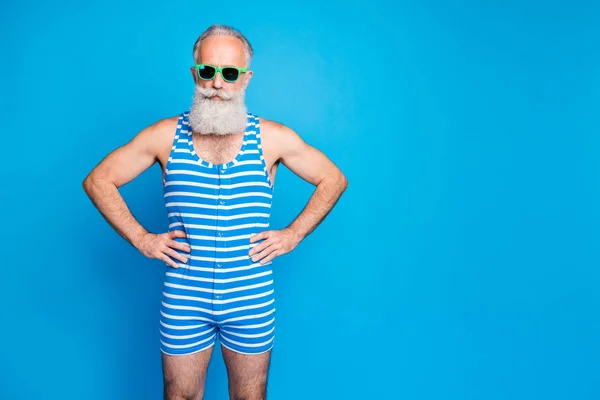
[159,111,276,355]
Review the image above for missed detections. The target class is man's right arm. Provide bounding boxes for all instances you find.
[82,116,189,268]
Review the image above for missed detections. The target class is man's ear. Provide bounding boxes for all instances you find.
[190,66,197,83]
[244,70,253,89]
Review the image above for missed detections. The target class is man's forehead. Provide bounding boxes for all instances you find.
[198,35,246,65]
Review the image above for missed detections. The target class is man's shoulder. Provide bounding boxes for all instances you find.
[131,113,181,157]
[255,116,306,160]
[257,117,295,138]
[142,114,181,140]
[153,114,181,132]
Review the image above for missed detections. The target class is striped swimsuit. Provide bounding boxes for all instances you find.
[159,111,276,355]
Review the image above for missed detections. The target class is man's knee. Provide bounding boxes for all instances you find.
[231,382,268,400]
[232,394,266,400]
[163,379,204,400]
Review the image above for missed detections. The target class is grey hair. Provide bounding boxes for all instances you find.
[192,24,254,67]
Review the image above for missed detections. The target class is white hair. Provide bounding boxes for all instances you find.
[192,24,253,67]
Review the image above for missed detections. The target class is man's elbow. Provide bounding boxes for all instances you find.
[82,172,102,198]
[82,174,93,194]
[317,168,347,192]
[334,169,348,193]
[82,171,105,195]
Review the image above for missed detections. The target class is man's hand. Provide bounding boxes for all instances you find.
[137,230,191,269]
[248,228,300,265]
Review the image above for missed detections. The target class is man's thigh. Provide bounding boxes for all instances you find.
[221,344,272,400]
[162,345,215,400]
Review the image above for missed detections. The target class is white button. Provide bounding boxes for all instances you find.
[218,232,223,237]
[217,264,222,268]
[215,295,221,299]
[219,201,225,205]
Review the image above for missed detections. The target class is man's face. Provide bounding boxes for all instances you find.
[190,35,252,94]
[188,35,253,135]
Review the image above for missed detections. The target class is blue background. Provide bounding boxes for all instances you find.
[1,0,599,399]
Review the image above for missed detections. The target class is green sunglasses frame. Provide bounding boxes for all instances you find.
[193,64,248,82]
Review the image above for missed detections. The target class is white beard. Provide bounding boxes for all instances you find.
[188,86,247,135]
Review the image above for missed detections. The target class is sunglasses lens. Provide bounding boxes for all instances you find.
[198,65,216,80]
[222,67,240,82]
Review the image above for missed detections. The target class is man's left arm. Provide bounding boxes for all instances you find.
[249,122,348,264]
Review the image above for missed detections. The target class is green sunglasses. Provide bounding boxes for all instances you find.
[193,64,248,83]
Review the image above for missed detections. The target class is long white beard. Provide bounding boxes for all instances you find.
[188,86,247,135]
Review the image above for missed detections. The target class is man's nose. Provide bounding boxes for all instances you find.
[212,71,224,89]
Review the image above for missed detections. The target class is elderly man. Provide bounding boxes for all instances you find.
[83,24,347,399]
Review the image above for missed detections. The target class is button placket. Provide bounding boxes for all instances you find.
[214,166,225,312]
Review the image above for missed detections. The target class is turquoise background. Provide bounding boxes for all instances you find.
[1,0,599,399]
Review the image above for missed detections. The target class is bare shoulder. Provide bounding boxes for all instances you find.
[84,114,181,187]
[140,114,180,150]
[256,116,343,186]
[128,114,179,165]
[258,117,300,139]
[153,114,180,132]
[258,117,307,162]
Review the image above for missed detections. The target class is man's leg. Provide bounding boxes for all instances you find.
[221,344,272,400]
[162,345,215,400]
